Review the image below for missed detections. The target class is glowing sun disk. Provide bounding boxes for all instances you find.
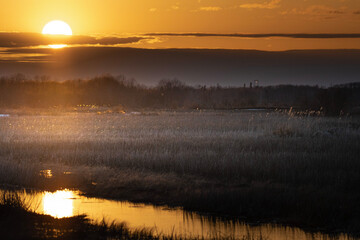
[42,20,72,36]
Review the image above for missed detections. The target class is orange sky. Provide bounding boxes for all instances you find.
[1,0,360,35]
[1,0,360,85]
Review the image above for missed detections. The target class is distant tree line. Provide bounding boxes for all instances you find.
[0,74,359,115]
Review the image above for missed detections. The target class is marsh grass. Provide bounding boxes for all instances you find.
[0,110,359,235]
[0,190,31,211]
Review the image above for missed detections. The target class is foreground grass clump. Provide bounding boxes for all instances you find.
[0,191,261,240]
[0,110,359,235]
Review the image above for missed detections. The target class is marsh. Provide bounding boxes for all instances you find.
[0,109,359,238]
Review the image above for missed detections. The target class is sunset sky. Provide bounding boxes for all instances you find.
[1,0,360,85]
[1,0,360,49]
[1,0,360,34]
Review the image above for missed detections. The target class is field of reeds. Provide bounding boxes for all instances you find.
[0,109,360,236]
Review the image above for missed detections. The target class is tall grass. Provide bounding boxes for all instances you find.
[0,110,359,235]
[0,190,31,211]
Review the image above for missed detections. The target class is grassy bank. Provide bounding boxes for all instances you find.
[0,109,359,236]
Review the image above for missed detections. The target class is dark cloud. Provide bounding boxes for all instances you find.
[2,32,359,49]
[1,47,360,87]
[0,32,148,48]
[354,11,360,15]
[146,33,360,39]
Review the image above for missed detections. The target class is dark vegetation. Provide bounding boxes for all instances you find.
[0,74,359,115]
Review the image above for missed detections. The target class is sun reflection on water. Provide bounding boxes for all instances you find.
[0,189,349,239]
[43,190,74,218]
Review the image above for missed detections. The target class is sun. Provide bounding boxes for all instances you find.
[42,20,72,36]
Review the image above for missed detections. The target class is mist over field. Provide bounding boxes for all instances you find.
[1,47,360,86]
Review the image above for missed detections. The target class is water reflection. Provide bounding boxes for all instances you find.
[43,190,74,218]
[2,189,352,240]
[39,169,53,178]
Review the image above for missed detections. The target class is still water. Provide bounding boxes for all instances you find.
[5,189,352,239]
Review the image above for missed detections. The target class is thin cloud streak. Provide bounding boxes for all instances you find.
[198,7,222,11]
[239,0,281,9]
[146,33,360,39]
[0,32,149,48]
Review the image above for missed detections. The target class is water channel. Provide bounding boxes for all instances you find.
[1,189,352,240]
